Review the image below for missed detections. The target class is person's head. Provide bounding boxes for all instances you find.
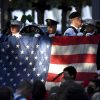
[0,86,14,100]
[46,19,59,34]
[87,79,100,95]
[63,66,77,80]
[69,12,82,28]
[59,82,88,100]
[16,80,32,97]
[10,20,21,34]
[32,80,46,100]
[86,24,95,33]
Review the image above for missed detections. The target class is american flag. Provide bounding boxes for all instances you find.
[0,35,51,90]
[46,36,100,88]
[0,35,100,90]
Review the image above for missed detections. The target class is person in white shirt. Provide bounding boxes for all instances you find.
[64,12,83,36]
[10,20,22,38]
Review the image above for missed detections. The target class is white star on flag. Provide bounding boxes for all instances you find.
[11,50,14,53]
[29,62,32,66]
[25,57,29,61]
[41,51,44,54]
[34,56,38,59]
[16,44,20,48]
[36,44,39,48]
[3,83,6,85]
[26,45,30,49]
[10,78,13,82]
[17,73,20,76]
[7,73,10,76]
[43,68,46,72]
[9,62,13,65]
[39,62,42,65]
[33,68,36,71]
[13,83,17,86]
[0,60,3,63]
[19,62,23,66]
[41,79,44,82]
[13,67,16,71]
[15,56,18,60]
[45,56,48,60]
[31,51,34,54]
[20,50,24,54]
[7,44,10,48]
[0,77,3,80]
[3,67,7,71]
[27,73,30,77]
[6,56,9,59]
[37,73,40,77]
[23,68,27,72]
[1,48,5,52]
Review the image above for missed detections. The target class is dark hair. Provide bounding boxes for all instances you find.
[59,82,88,100]
[17,80,32,90]
[32,80,46,100]
[0,86,13,100]
[63,66,77,80]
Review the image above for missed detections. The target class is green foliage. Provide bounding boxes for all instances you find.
[21,15,34,23]
[27,15,34,22]
[21,15,26,23]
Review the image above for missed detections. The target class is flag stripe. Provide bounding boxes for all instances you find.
[47,36,100,84]
[52,36,100,45]
[51,44,97,55]
[47,72,97,82]
[50,54,96,64]
[48,63,97,74]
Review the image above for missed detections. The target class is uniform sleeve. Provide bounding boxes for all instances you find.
[64,28,76,36]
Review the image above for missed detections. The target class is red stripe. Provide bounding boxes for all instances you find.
[47,73,63,82]
[50,54,96,64]
[52,36,100,46]
[47,72,97,82]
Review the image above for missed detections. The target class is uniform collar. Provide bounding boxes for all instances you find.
[12,32,21,38]
[71,24,79,30]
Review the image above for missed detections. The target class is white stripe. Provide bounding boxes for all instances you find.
[51,44,98,55]
[45,82,61,90]
[48,63,97,74]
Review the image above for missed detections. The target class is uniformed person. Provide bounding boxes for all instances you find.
[10,20,22,38]
[84,19,96,36]
[64,12,83,36]
[46,19,59,37]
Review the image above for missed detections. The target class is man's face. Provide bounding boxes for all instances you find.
[47,25,57,34]
[10,25,20,34]
[72,17,82,28]
[63,71,73,80]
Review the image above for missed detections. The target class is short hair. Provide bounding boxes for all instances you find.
[59,82,88,100]
[63,66,77,79]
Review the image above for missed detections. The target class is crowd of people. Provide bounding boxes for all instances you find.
[0,12,100,100]
[0,66,100,100]
[0,11,100,42]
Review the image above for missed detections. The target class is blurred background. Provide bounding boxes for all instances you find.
[0,0,100,33]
